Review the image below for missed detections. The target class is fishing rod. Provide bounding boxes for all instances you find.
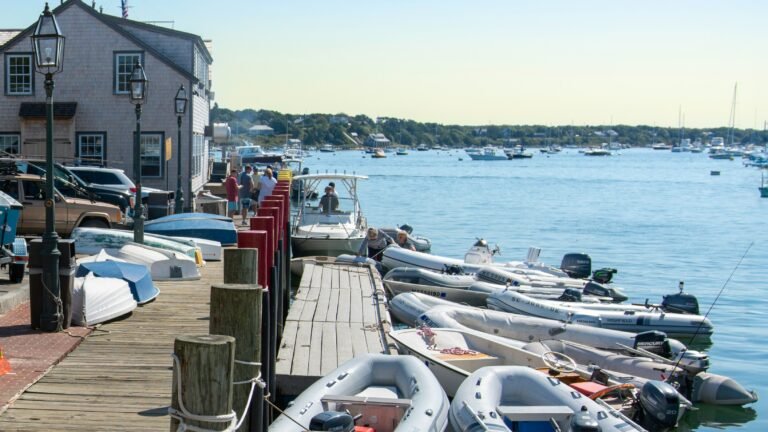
[667,241,754,378]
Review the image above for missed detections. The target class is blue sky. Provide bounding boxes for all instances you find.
[5,1,767,128]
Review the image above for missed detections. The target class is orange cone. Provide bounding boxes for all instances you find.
[0,345,11,376]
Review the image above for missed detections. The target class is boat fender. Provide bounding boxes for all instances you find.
[569,406,600,431]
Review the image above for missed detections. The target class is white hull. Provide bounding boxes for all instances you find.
[488,290,713,336]
[291,235,365,257]
[269,354,449,432]
[71,273,137,326]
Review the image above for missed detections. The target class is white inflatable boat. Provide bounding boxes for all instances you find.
[269,354,449,432]
[487,289,713,337]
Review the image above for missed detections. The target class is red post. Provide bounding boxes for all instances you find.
[249,216,276,266]
[237,230,269,288]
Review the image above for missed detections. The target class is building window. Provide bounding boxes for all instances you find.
[76,133,106,166]
[192,134,204,177]
[5,54,33,95]
[140,132,163,178]
[0,134,21,155]
[114,52,143,94]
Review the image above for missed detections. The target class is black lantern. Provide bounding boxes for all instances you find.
[31,3,65,74]
[175,85,188,116]
[129,61,148,103]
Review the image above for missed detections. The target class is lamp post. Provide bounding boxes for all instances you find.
[174,84,188,214]
[31,3,65,332]
[129,61,148,243]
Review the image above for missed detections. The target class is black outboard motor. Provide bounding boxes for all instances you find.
[557,288,583,302]
[398,223,414,235]
[443,264,464,275]
[633,330,672,357]
[309,411,355,432]
[570,406,601,431]
[661,281,700,315]
[560,253,592,279]
[583,281,628,303]
[591,267,617,284]
[635,381,680,430]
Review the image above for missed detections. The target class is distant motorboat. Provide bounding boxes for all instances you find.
[504,146,534,159]
[395,147,409,155]
[466,146,507,160]
[319,143,335,153]
[652,142,672,150]
[584,147,612,156]
[269,354,449,432]
[231,143,283,165]
[371,148,387,158]
[416,144,430,151]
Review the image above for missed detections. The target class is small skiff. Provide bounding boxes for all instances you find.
[144,213,237,246]
[71,227,202,263]
[71,273,137,326]
[76,260,159,304]
[268,353,449,432]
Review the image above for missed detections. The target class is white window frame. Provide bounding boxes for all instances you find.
[140,132,163,178]
[114,52,143,94]
[0,134,21,155]
[5,54,33,96]
[76,133,106,166]
[192,134,204,177]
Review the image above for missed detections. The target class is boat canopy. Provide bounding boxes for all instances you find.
[292,173,368,181]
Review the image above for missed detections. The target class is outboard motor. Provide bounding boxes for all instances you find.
[301,167,310,175]
[398,223,414,235]
[635,381,680,430]
[633,331,671,357]
[569,406,601,431]
[309,411,355,432]
[560,253,592,279]
[557,288,583,302]
[661,281,700,315]
[591,267,617,284]
[443,264,464,275]
[583,281,628,303]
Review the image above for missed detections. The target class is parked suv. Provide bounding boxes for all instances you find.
[67,167,172,200]
[1,173,123,236]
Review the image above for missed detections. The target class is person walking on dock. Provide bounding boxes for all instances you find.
[257,167,278,206]
[225,169,239,218]
[239,165,254,225]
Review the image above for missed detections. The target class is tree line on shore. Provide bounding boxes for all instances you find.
[211,104,767,149]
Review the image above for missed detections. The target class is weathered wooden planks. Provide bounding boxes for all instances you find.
[0,260,222,431]
[275,260,396,397]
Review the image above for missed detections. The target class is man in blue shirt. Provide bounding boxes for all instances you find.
[239,165,254,225]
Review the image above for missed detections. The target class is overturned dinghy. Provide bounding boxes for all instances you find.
[71,273,137,326]
[79,246,201,281]
[76,260,159,304]
[450,366,647,432]
[71,227,202,263]
[390,292,690,359]
[144,213,237,246]
[488,289,713,337]
[147,233,222,261]
[269,353,449,432]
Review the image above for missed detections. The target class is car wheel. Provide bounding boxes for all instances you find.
[9,263,25,283]
[79,219,110,229]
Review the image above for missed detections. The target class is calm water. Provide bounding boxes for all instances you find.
[304,148,766,431]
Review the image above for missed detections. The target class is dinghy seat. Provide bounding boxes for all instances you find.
[496,405,574,422]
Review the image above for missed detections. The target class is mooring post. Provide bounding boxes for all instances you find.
[222,248,267,431]
[210,283,263,432]
[170,335,235,432]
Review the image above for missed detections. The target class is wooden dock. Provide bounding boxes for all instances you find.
[276,260,397,397]
[0,261,219,431]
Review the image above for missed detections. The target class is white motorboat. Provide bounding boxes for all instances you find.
[71,273,137,326]
[466,146,508,160]
[290,173,368,257]
[487,289,714,337]
[389,292,693,359]
[450,366,651,432]
[268,354,449,432]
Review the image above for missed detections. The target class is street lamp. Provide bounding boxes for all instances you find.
[129,61,148,243]
[31,2,65,332]
[174,84,188,214]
